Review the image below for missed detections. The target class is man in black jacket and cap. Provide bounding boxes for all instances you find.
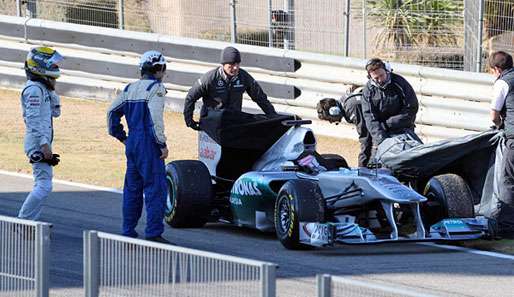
[361,58,420,159]
[183,46,277,130]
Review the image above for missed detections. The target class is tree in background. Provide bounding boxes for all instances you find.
[367,0,415,54]
[367,0,463,63]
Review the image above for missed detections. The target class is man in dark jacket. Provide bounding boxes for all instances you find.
[316,85,376,167]
[361,58,420,158]
[339,86,372,167]
[489,51,514,238]
[183,46,277,130]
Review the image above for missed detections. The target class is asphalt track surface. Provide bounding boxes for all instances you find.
[1,171,514,297]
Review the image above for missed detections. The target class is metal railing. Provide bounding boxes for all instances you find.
[0,14,498,141]
[0,215,51,297]
[317,274,442,297]
[84,231,277,297]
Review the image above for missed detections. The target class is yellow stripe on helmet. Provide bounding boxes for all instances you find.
[35,47,55,55]
[26,59,38,67]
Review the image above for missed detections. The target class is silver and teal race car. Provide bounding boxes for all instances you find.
[164,110,491,249]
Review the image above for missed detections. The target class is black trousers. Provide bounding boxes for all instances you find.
[498,138,514,231]
[343,95,372,167]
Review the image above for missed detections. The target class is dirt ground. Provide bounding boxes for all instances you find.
[0,88,359,189]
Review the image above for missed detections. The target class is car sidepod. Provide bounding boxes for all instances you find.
[230,171,296,231]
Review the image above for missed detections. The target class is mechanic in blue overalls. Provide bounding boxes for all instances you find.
[107,51,170,244]
[18,47,63,221]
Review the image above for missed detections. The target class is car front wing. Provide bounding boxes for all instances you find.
[299,217,491,246]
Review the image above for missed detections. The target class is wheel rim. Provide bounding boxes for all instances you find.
[278,195,292,234]
[165,176,176,216]
[422,182,447,223]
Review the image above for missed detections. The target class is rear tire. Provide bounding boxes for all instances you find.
[165,160,213,228]
[274,180,325,250]
[422,173,474,226]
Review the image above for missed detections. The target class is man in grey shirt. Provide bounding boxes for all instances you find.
[489,51,514,238]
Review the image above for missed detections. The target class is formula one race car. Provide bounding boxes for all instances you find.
[164,110,491,249]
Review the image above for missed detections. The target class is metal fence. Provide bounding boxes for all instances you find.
[0,215,51,297]
[0,13,496,142]
[4,0,514,71]
[463,0,484,72]
[84,230,277,297]
[482,0,514,69]
[316,274,442,297]
[365,0,465,70]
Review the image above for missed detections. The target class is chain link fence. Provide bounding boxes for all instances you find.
[364,0,465,70]
[0,0,16,16]
[482,0,514,69]
[3,0,514,71]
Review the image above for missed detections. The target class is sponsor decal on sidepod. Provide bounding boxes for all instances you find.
[231,179,262,196]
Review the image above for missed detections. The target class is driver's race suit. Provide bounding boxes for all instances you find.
[107,79,168,238]
[18,80,61,220]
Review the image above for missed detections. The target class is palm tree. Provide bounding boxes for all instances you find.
[367,0,463,59]
[367,0,417,52]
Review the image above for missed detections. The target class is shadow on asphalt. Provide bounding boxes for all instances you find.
[1,190,513,290]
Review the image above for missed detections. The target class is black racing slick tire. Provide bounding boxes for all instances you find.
[274,180,325,250]
[165,160,213,228]
[422,173,475,226]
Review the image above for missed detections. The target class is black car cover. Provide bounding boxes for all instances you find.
[200,109,295,150]
[199,109,296,180]
[381,129,507,216]
[381,129,502,181]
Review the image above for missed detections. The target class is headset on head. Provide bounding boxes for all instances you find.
[140,53,166,75]
[365,58,391,79]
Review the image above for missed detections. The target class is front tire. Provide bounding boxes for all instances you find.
[274,180,325,250]
[422,173,474,226]
[165,160,213,228]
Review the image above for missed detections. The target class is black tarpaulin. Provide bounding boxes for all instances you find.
[381,130,502,181]
[199,109,296,180]
[199,109,295,150]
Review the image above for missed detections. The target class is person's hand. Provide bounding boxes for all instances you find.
[45,154,60,166]
[40,144,52,159]
[160,147,169,160]
[188,120,201,131]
